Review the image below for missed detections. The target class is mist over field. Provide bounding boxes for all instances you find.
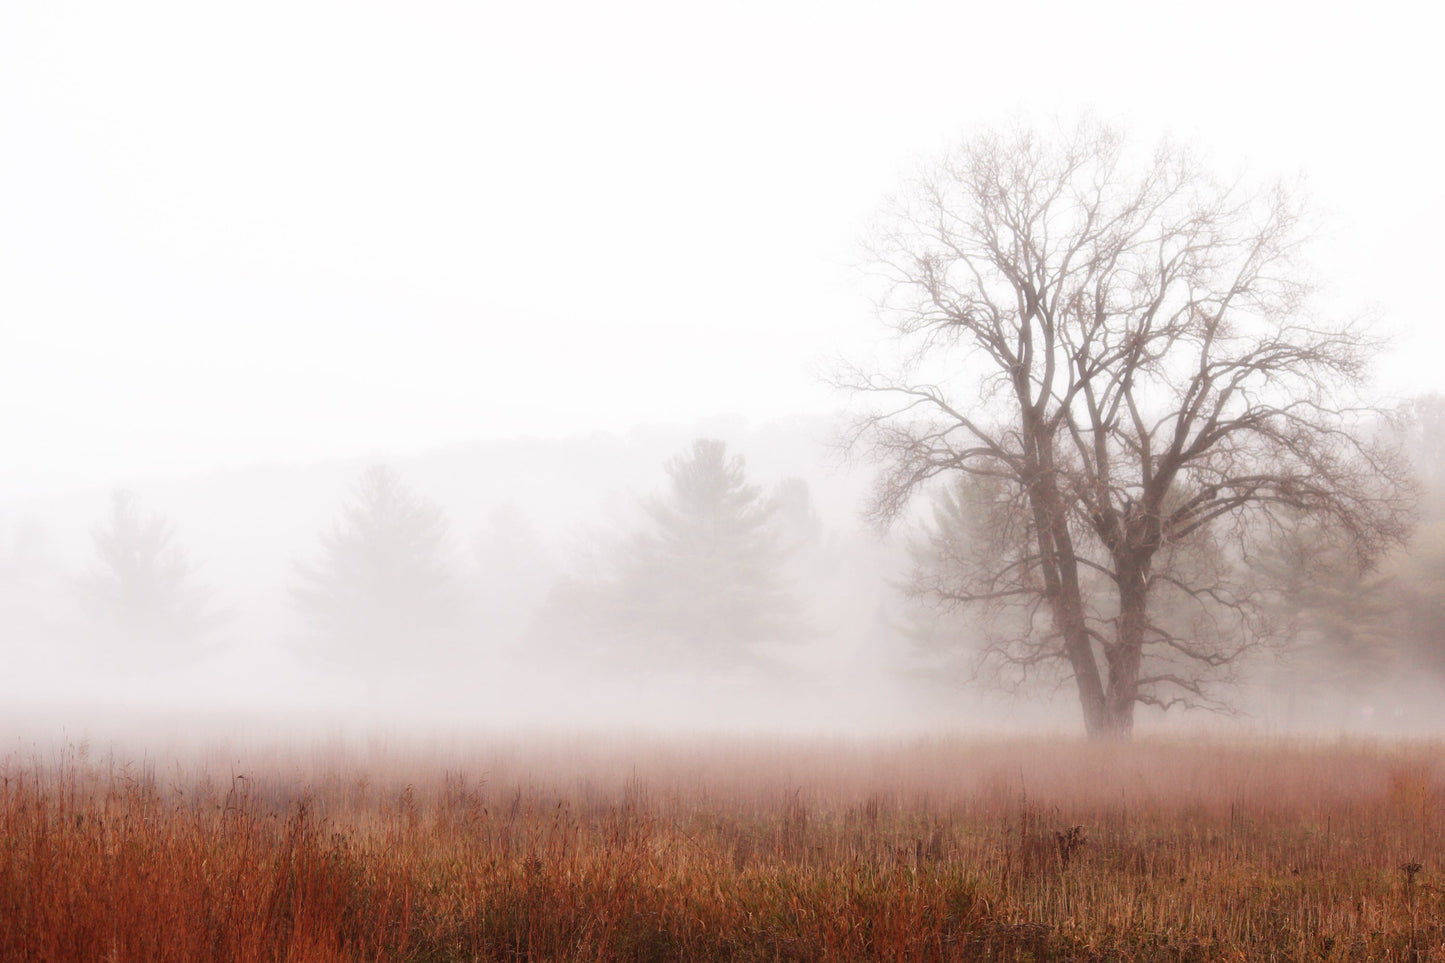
[2,407,1444,755]
[0,416,997,742]
[2,0,1444,752]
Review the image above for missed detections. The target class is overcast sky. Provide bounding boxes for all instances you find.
[2,0,1440,496]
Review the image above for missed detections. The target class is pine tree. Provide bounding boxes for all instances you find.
[76,490,224,656]
[291,465,463,677]
[611,439,802,667]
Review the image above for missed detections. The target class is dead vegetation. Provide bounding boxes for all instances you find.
[2,734,1443,961]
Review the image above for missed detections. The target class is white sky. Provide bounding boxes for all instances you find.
[2,0,1441,495]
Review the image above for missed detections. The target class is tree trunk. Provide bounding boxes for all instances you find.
[1057,578,1110,737]
[1092,707,1135,741]
[1024,446,1110,738]
[1098,561,1149,741]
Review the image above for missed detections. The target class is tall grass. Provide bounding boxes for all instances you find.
[1,735,1442,961]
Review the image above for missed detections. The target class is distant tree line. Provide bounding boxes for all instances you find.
[51,439,818,689]
[4,398,1440,730]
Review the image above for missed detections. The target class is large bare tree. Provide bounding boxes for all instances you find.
[846,120,1414,739]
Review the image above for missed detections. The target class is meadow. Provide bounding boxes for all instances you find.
[2,733,1442,961]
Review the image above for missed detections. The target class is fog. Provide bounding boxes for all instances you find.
[4,412,1444,752]
[0,417,985,739]
[3,1,1445,751]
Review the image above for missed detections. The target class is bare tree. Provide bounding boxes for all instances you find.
[845,119,1415,739]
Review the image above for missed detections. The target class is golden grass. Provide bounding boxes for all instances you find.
[2,734,1443,961]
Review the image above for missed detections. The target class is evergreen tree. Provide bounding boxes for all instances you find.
[76,490,224,656]
[548,439,804,669]
[633,439,795,662]
[291,465,463,677]
[1255,513,1399,690]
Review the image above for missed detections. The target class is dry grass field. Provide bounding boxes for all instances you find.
[2,733,1443,961]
